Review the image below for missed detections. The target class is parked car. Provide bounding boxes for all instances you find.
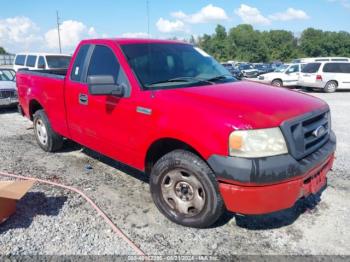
[253,64,274,75]
[265,64,276,73]
[0,69,18,108]
[274,64,289,72]
[17,38,336,228]
[237,63,259,78]
[299,62,350,92]
[271,61,284,70]
[257,63,305,87]
[221,63,243,79]
[14,53,72,71]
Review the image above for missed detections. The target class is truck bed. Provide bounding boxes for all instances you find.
[16,68,69,137]
[17,68,67,79]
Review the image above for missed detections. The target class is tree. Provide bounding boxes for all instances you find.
[262,30,298,61]
[189,35,196,45]
[299,28,328,57]
[198,34,212,53]
[210,25,230,61]
[0,47,6,55]
[228,24,269,62]
[197,24,350,62]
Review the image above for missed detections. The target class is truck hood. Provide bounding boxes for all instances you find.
[0,81,16,90]
[158,81,328,129]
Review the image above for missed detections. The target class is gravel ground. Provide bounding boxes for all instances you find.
[0,89,349,256]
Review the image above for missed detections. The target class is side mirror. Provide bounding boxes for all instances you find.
[87,75,125,97]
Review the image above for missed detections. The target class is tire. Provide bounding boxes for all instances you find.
[271,79,283,87]
[33,109,63,152]
[150,150,224,228]
[324,81,337,93]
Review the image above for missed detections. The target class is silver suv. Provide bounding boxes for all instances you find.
[0,69,17,108]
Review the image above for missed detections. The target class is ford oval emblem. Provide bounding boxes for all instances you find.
[312,126,326,138]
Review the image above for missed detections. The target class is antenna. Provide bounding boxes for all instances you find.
[56,11,62,54]
[146,0,150,37]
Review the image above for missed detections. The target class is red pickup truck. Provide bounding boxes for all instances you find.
[17,39,336,228]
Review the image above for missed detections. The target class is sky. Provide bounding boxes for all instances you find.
[0,0,350,54]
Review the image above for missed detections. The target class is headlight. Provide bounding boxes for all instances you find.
[229,127,288,158]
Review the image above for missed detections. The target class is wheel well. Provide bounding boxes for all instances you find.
[272,78,282,83]
[145,138,202,175]
[29,100,43,121]
[327,80,338,86]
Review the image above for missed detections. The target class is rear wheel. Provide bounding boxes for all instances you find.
[324,81,337,93]
[272,79,283,87]
[150,150,224,228]
[33,110,63,152]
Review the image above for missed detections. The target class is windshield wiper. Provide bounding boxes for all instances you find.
[204,74,233,82]
[145,77,214,87]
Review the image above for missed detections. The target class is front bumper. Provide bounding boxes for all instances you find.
[0,97,18,107]
[208,131,336,215]
[244,73,258,78]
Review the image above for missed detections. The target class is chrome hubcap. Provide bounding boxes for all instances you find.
[175,181,194,201]
[35,119,48,145]
[328,83,336,91]
[161,169,205,216]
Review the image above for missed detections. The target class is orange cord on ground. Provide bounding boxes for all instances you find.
[0,171,146,257]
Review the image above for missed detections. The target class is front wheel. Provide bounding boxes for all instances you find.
[33,110,63,152]
[150,150,224,228]
[271,79,283,87]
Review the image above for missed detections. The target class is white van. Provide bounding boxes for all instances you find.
[298,62,350,92]
[292,57,350,63]
[13,53,71,72]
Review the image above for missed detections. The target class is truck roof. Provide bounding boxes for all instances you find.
[80,38,190,46]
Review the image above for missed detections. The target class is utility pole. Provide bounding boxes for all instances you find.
[56,11,62,54]
[146,0,150,37]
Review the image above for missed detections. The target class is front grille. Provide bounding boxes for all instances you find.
[281,109,330,160]
[0,90,17,99]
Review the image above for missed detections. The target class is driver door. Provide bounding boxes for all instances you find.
[65,43,137,164]
[284,64,300,86]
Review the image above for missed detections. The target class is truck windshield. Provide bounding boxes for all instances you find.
[121,43,236,90]
[46,56,71,69]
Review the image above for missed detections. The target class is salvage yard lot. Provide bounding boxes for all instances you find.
[0,89,350,256]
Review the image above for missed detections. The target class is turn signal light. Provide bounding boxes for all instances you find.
[229,134,243,150]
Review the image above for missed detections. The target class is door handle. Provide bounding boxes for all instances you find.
[79,93,88,105]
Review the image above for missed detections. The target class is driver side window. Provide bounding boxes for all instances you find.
[87,45,129,89]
